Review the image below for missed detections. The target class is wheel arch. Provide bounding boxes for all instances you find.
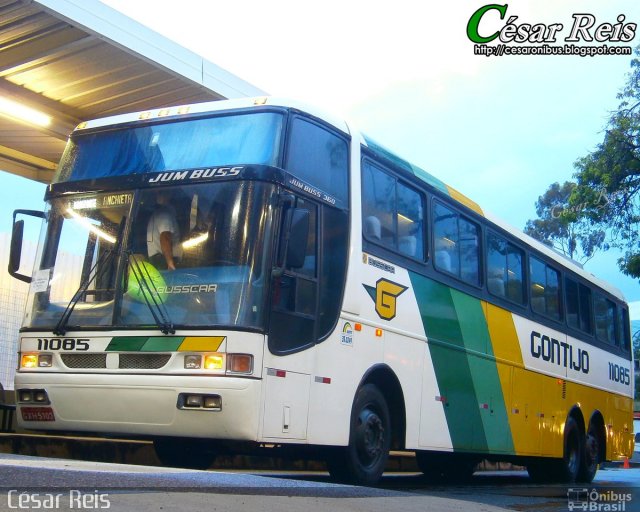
[587,409,607,462]
[568,405,586,438]
[358,363,407,450]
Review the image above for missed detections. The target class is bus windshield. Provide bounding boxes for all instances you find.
[53,112,284,183]
[25,181,275,331]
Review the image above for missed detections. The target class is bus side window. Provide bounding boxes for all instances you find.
[286,117,348,205]
[433,201,479,285]
[361,160,425,260]
[565,276,591,333]
[530,257,561,321]
[487,231,524,303]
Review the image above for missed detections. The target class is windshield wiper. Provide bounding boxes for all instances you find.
[126,254,175,335]
[53,219,127,336]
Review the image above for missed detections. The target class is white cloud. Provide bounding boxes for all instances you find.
[629,301,640,321]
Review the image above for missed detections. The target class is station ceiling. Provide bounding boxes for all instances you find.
[0,0,265,183]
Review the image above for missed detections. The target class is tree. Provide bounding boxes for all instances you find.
[524,181,605,264]
[570,46,640,278]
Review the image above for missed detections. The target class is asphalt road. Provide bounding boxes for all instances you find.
[0,454,638,512]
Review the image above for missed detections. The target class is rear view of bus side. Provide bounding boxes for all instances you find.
[10,97,634,486]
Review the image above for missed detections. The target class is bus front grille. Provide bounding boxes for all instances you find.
[61,354,107,369]
[118,354,171,370]
[59,353,171,370]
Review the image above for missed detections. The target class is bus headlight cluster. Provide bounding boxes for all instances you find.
[20,353,52,368]
[183,353,253,375]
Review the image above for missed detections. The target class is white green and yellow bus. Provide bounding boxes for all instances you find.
[9,97,634,485]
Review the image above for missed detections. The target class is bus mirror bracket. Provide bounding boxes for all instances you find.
[9,209,44,283]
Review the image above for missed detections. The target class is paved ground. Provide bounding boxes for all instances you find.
[0,453,638,512]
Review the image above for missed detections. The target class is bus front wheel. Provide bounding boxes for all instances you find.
[327,384,391,486]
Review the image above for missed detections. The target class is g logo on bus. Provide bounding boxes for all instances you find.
[364,279,408,321]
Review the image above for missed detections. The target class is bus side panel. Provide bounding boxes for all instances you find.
[383,315,430,450]
[410,273,515,455]
[307,320,384,446]
[260,347,315,442]
[512,316,634,460]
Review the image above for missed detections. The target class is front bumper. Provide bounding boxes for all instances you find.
[14,372,261,440]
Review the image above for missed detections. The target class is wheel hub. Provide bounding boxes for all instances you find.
[356,408,384,463]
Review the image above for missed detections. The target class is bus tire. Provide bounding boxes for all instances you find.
[527,416,582,483]
[557,416,582,483]
[327,384,391,486]
[154,437,216,470]
[577,424,599,483]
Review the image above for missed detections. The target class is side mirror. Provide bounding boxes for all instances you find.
[273,200,310,276]
[9,209,44,283]
[285,208,310,269]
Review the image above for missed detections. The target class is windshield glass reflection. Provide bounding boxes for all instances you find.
[26,182,275,331]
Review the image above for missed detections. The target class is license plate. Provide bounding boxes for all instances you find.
[21,407,55,422]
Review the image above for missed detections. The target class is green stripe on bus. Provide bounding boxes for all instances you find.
[450,290,514,454]
[409,273,487,451]
[141,337,184,351]
[410,165,449,195]
[106,337,149,351]
[106,336,185,351]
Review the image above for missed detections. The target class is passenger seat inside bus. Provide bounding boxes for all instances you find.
[364,216,382,241]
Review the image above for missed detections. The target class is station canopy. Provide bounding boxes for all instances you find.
[0,0,265,183]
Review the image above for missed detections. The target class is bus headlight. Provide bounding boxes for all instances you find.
[184,355,202,369]
[38,354,53,367]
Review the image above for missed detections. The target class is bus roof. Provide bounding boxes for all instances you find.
[72,96,626,302]
[73,96,350,136]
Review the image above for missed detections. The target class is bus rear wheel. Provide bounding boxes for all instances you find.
[558,416,582,483]
[577,424,600,483]
[154,437,216,470]
[528,416,582,483]
[326,384,391,486]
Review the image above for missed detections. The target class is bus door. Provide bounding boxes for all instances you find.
[262,196,319,440]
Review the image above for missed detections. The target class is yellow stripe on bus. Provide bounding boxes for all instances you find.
[178,336,226,352]
[446,185,484,216]
[484,303,634,459]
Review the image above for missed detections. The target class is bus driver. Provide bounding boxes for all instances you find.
[147,190,182,270]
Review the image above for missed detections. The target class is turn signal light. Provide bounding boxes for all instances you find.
[227,354,253,374]
[204,354,224,370]
[21,354,38,369]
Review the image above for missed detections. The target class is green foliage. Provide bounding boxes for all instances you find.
[524,181,605,263]
[570,45,640,278]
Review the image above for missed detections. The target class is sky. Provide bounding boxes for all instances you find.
[1,0,640,319]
